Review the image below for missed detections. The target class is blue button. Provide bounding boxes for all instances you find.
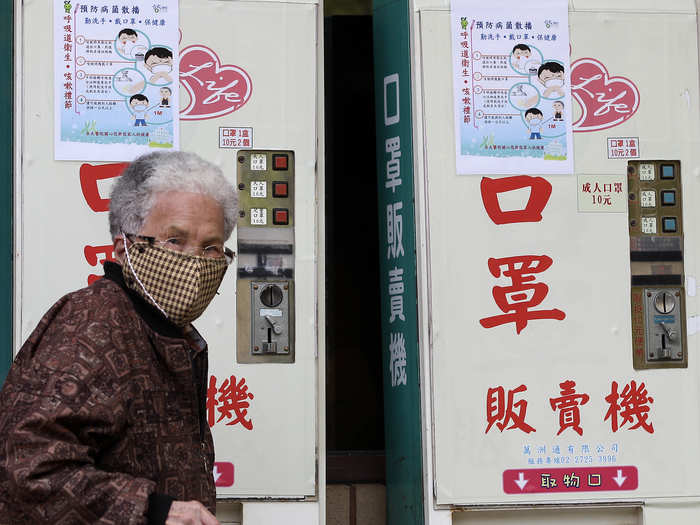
[660,164,675,179]
[662,217,677,232]
[661,191,676,205]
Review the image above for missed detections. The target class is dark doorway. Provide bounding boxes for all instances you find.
[325,15,385,483]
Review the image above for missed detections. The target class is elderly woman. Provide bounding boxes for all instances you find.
[0,152,237,525]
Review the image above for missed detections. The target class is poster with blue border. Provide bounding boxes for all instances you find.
[451,0,573,175]
[54,0,179,161]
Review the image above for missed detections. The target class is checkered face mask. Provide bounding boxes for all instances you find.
[122,238,229,326]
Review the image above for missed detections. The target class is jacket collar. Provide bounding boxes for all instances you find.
[103,260,186,340]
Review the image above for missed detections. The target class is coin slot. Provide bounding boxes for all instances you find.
[260,284,284,307]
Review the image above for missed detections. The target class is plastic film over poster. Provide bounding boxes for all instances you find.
[451,0,573,174]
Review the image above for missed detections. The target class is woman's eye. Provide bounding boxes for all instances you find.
[204,245,223,256]
[165,237,182,245]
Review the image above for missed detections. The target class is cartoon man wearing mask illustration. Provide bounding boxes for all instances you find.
[130,94,150,126]
[524,107,548,140]
[537,61,566,98]
[144,47,174,84]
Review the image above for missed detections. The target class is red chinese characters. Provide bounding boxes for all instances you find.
[479,255,566,334]
[206,374,255,430]
[607,137,639,159]
[480,175,564,334]
[480,176,552,225]
[604,380,654,434]
[84,244,116,285]
[581,180,624,208]
[486,384,536,434]
[79,162,128,212]
[79,162,127,285]
[487,380,655,436]
[549,380,590,436]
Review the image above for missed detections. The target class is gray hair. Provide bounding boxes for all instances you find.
[109,151,238,240]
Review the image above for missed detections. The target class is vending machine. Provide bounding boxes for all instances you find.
[374,0,700,523]
[14,1,324,523]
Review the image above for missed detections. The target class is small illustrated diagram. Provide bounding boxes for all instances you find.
[453,7,573,173]
[56,1,179,160]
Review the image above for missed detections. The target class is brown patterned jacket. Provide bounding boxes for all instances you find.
[0,262,216,524]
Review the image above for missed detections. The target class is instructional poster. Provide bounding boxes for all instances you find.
[55,0,179,161]
[451,0,573,175]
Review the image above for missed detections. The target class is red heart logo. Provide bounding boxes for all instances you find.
[179,45,252,121]
[570,58,639,132]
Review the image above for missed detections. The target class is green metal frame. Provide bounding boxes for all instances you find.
[0,2,13,386]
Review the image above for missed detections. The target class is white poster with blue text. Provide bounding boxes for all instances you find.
[451,0,573,175]
[55,0,179,161]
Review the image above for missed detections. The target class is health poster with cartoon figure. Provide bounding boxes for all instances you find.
[451,0,573,175]
[54,0,179,161]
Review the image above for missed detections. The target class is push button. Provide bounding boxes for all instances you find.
[273,182,288,198]
[272,154,288,171]
[660,164,675,179]
[662,217,677,233]
[661,190,676,206]
[273,208,289,225]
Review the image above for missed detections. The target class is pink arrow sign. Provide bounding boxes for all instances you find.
[503,466,638,494]
[213,461,235,487]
